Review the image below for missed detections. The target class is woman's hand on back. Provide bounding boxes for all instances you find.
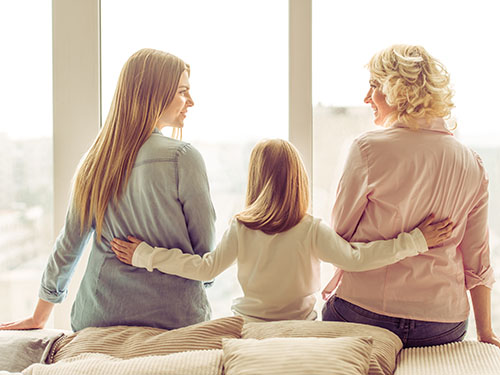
[111,236,142,265]
[417,214,453,248]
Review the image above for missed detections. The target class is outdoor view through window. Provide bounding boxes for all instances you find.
[0,1,53,323]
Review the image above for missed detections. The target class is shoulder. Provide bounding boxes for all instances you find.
[467,148,489,185]
[290,214,320,237]
[143,132,191,156]
[304,215,330,233]
[355,127,390,141]
[345,129,385,158]
[434,135,489,183]
[353,127,401,150]
[138,132,203,165]
[300,213,317,226]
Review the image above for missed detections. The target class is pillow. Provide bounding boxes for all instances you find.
[0,329,67,372]
[23,350,223,375]
[48,316,243,363]
[222,336,373,375]
[242,320,402,375]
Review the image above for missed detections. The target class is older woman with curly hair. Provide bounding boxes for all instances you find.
[322,44,499,348]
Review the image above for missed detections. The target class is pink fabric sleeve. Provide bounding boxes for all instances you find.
[460,158,495,290]
[331,139,370,239]
[322,140,370,300]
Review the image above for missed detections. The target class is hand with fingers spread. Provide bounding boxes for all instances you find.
[417,214,453,248]
[111,236,143,265]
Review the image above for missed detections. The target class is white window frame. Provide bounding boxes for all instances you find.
[289,0,312,184]
[52,0,100,328]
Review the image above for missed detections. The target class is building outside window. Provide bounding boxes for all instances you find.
[0,1,53,323]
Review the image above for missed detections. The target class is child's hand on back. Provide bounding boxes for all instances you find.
[111,236,143,265]
[417,214,453,248]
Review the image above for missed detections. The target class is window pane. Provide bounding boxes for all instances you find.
[101,0,288,318]
[0,2,53,321]
[313,0,500,337]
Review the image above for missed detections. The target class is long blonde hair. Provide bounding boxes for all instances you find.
[236,139,310,235]
[368,44,454,128]
[72,48,189,241]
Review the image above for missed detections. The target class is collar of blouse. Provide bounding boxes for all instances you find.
[391,117,453,135]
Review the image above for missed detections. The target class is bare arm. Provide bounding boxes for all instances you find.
[469,285,500,348]
[0,299,54,330]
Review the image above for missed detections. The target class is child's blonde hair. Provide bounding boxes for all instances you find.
[236,139,310,234]
[368,44,454,128]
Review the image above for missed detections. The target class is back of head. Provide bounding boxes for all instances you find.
[72,48,188,241]
[236,139,310,235]
[368,44,454,127]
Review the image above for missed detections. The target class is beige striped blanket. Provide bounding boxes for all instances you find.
[22,350,223,375]
[395,340,500,375]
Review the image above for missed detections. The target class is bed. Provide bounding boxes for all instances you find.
[1,317,499,374]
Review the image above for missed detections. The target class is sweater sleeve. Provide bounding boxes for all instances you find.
[313,219,428,272]
[132,219,239,281]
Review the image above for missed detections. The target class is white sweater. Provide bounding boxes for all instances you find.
[132,214,427,321]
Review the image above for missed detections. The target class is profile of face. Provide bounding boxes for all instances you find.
[156,70,194,129]
[364,80,395,126]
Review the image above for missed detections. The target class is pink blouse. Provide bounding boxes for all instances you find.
[324,118,494,322]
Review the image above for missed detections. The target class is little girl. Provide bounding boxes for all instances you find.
[111,139,452,321]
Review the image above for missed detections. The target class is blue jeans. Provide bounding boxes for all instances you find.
[322,297,468,348]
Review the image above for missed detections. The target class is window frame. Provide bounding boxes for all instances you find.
[52,0,100,328]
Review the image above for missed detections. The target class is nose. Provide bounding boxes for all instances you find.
[364,88,372,104]
[186,93,194,107]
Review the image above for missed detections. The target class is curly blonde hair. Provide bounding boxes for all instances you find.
[368,44,454,127]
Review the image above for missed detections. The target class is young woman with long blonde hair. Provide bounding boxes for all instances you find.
[111,138,451,322]
[0,48,216,331]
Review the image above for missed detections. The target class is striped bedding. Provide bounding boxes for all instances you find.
[21,350,223,375]
[395,341,500,375]
[19,340,500,375]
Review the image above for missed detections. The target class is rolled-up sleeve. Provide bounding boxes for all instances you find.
[39,205,93,303]
[460,162,495,290]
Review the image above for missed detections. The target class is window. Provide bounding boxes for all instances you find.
[312,0,500,337]
[0,1,53,322]
[101,0,288,318]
